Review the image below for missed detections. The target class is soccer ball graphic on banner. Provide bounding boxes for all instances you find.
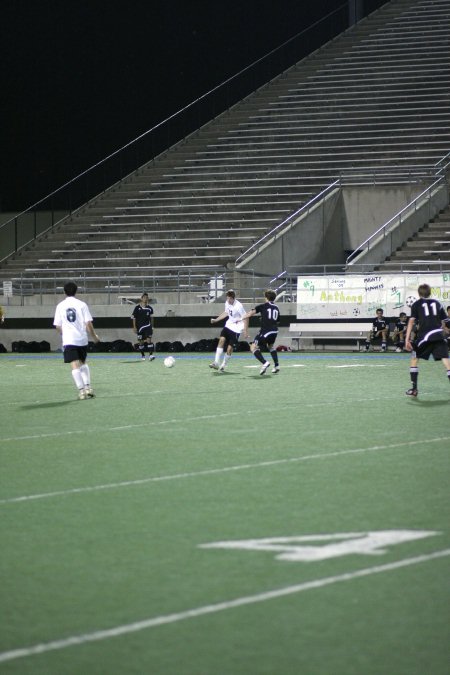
[164,356,176,368]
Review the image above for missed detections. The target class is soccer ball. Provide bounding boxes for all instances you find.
[164,356,175,368]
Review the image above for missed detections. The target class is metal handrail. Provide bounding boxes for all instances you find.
[434,150,450,170]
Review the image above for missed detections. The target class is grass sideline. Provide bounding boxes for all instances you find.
[0,351,449,674]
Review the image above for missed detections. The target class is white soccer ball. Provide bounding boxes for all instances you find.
[164,356,176,368]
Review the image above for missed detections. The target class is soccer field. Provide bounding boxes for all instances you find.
[0,352,449,674]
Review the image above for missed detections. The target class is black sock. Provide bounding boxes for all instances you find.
[410,367,418,389]
[139,344,145,357]
[270,349,279,367]
[253,349,266,365]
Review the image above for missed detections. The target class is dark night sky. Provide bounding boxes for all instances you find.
[1,0,388,212]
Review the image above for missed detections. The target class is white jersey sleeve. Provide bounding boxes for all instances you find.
[224,299,246,334]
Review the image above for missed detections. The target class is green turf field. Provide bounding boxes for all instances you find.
[0,351,449,674]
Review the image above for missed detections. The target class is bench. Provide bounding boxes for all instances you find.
[289,322,372,351]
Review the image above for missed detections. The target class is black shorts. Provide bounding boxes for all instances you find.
[253,330,277,350]
[220,326,240,349]
[138,328,153,341]
[413,338,449,361]
[64,345,87,364]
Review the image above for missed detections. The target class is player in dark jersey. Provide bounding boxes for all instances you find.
[364,308,390,352]
[392,312,408,352]
[132,293,155,361]
[243,289,281,375]
[445,305,450,348]
[405,284,450,397]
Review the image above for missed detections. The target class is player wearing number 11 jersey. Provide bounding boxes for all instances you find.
[243,289,281,375]
[405,284,450,397]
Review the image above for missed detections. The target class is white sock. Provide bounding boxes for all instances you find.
[79,364,91,387]
[222,353,231,366]
[215,347,223,364]
[71,368,85,390]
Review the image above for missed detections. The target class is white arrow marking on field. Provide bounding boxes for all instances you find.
[200,530,439,562]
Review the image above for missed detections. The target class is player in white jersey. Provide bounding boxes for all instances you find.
[54,281,100,399]
[209,289,249,371]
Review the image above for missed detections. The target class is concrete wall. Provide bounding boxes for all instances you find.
[0,301,297,351]
[341,184,428,251]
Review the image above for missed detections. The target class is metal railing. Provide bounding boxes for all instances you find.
[2,260,450,306]
[0,2,348,264]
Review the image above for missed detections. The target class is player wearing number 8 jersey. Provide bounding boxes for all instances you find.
[405,284,450,397]
[54,281,100,399]
[243,289,281,375]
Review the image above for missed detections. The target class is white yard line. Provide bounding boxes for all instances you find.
[327,364,388,368]
[1,435,448,506]
[0,549,448,664]
[0,395,405,444]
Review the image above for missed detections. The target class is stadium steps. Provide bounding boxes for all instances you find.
[376,205,450,270]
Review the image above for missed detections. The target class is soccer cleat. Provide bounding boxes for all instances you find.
[85,387,95,398]
[260,361,270,375]
[405,388,418,397]
[218,364,226,372]
[148,355,156,361]
[395,347,402,353]
[78,390,87,400]
[209,362,219,370]
[272,366,280,374]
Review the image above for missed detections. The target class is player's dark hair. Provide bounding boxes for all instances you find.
[447,305,450,311]
[64,281,77,297]
[265,289,276,302]
[418,284,431,298]
[376,308,383,313]
[141,292,149,299]
[400,312,407,318]
[226,289,236,299]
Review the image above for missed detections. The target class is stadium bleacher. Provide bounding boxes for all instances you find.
[1,0,449,295]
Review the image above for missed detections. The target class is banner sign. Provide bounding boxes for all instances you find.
[296,272,450,319]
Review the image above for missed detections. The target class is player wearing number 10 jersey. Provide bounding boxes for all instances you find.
[243,289,281,375]
[405,283,450,397]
